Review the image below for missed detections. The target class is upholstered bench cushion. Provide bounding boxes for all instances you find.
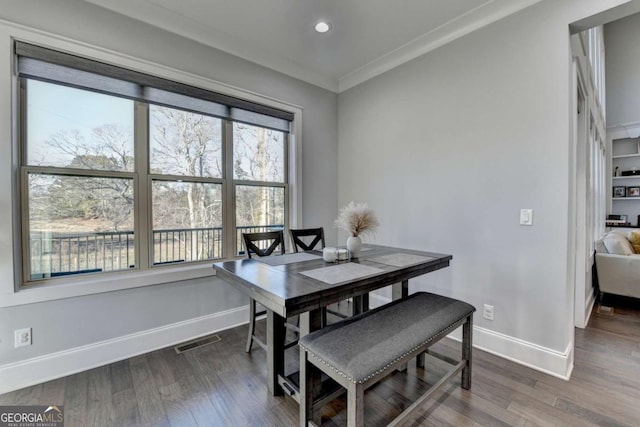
[299,292,475,384]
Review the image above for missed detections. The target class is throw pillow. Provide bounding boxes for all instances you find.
[594,238,608,254]
[603,233,635,255]
[629,230,640,253]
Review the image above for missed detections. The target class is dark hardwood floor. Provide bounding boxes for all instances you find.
[1,298,639,426]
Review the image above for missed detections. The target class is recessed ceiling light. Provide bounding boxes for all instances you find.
[315,21,331,33]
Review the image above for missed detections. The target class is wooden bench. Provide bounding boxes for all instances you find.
[298,291,475,426]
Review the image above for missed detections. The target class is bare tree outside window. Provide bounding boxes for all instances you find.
[149,105,222,178]
[26,81,135,279]
[27,80,134,171]
[21,78,289,281]
[28,174,134,278]
[149,105,223,263]
[233,122,285,182]
[234,123,286,254]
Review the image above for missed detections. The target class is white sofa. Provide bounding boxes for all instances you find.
[595,229,640,299]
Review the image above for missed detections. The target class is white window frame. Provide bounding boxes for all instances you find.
[585,26,606,244]
[0,23,302,308]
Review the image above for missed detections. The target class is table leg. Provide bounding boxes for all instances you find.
[392,279,409,300]
[299,309,324,336]
[352,294,369,315]
[353,296,362,315]
[267,310,285,396]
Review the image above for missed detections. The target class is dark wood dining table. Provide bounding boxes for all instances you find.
[212,244,452,400]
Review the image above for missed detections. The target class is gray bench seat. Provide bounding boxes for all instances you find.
[298,291,475,426]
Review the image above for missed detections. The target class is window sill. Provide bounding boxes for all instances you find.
[0,262,219,308]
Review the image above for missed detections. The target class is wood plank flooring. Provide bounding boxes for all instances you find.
[1,298,639,426]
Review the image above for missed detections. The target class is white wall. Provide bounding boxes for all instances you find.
[0,0,632,392]
[0,0,338,392]
[337,0,627,377]
[605,12,640,125]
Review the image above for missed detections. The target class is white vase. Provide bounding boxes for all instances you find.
[346,236,362,258]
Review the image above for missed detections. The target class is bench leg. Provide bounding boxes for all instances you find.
[300,350,323,427]
[461,314,473,390]
[299,350,312,427]
[416,351,426,368]
[392,280,409,372]
[347,382,364,427]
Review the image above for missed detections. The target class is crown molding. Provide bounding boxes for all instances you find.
[84,0,339,92]
[338,0,544,92]
[84,0,543,94]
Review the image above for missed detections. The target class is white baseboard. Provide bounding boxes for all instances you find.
[0,306,249,395]
[583,287,596,326]
[0,295,576,395]
[455,326,572,380]
[371,292,572,379]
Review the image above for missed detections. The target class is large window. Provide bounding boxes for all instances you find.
[587,26,605,118]
[17,43,292,284]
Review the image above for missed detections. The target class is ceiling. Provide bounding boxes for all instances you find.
[84,0,543,93]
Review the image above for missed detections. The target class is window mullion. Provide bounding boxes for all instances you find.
[148,174,223,184]
[19,78,30,287]
[135,102,150,270]
[284,132,290,235]
[21,165,135,179]
[231,179,288,187]
[223,120,236,257]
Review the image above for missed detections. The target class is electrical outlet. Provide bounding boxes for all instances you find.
[483,304,494,321]
[14,328,32,348]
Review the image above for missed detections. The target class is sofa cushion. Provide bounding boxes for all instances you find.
[595,238,608,254]
[603,233,635,255]
[629,230,640,254]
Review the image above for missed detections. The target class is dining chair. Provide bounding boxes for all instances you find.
[290,227,325,253]
[289,227,356,321]
[242,230,297,353]
[243,230,286,258]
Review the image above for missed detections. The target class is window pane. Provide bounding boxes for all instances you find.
[233,123,285,182]
[152,180,223,264]
[235,185,284,254]
[28,173,134,280]
[26,80,134,171]
[149,105,223,178]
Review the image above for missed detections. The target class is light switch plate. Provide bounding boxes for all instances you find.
[520,209,533,226]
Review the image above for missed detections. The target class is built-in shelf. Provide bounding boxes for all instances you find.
[612,154,640,159]
[613,176,640,180]
[610,135,640,221]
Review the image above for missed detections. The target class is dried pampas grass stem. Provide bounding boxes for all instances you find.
[334,201,379,237]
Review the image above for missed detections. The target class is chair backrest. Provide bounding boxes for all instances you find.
[289,228,325,252]
[242,231,286,258]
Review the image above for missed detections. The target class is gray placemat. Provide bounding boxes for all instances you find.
[300,263,383,285]
[368,253,435,267]
[256,252,322,266]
